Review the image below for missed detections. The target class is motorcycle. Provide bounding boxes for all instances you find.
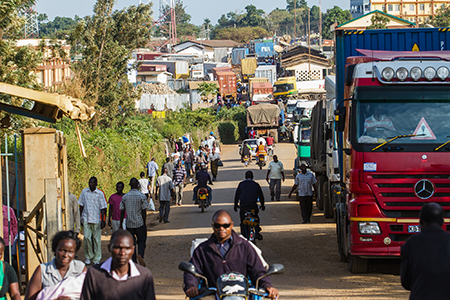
[242,155,250,167]
[256,154,266,170]
[242,210,260,243]
[179,261,284,300]
[197,188,209,213]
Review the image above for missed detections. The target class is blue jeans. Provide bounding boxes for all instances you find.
[159,201,170,222]
[185,162,192,178]
[192,186,212,203]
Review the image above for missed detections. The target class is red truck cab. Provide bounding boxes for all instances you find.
[336,50,450,273]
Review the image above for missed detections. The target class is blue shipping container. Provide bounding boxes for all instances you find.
[254,42,275,58]
[232,48,249,65]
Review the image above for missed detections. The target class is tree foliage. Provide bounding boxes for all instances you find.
[366,14,390,29]
[68,0,153,128]
[322,6,352,39]
[214,26,269,43]
[38,15,78,39]
[197,82,219,97]
[430,6,450,27]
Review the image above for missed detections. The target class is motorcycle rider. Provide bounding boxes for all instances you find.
[183,210,279,299]
[192,165,213,205]
[256,141,267,164]
[241,141,252,162]
[234,171,264,240]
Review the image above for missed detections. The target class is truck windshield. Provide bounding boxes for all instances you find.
[286,105,297,114]
[356,100,450,145]
[274,84,294,93]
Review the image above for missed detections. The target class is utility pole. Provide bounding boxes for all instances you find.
[319,0,322,52]
[294,0,297,43]
[308,6,311,80]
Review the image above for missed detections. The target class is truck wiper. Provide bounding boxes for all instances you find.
[435,136,450,151]
[372,134,425,151]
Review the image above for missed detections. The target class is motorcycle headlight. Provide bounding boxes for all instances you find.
[358,222,381,235]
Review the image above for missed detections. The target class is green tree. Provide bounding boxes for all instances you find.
[214,26,269,43]
[0,0,44,133]
[287,0,308,11]
[39,16,78,39]
[69,0,153,127]
[430,6,450,27]
[239,5,265,27]
[322,6,352,39]
[197,82,218,98]
[366,14,390,29]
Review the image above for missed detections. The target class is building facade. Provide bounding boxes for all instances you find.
[350,0,448,23]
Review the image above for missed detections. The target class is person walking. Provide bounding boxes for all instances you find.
[108,182,126,232]
[146,158,159,195]
[162,157,174,180]
[401,203,450,300]
[288,164,317,223]
[120,178,149,265]
[183,148,193,180]
[78,177,107,265]
[138,172,150,201]
[156,168,174,223]
[80,230,156,300]
[266,155,285,202]
[173,160,186,206]
[2,204,18,264]
[209,148,221,181]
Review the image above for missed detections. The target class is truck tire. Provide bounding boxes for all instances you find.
[316,176,324,211]
[348,254,369,274]
[324,182,333,218]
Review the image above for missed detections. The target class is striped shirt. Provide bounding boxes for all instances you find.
[294,172,317,197]
[173,167,186,185]
[119,189,149,228]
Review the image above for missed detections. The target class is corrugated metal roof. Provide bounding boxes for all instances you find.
[176,40,241,49]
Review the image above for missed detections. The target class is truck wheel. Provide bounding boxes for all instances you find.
[316,176,324,211]
[324,182,333,218]
[348,255,369,274]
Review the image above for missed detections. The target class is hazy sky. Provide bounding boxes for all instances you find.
[35,0,349,26]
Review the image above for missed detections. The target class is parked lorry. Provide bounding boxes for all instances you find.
[247,103,280,142]
[216,71,237,100]
[255,65,277,86]
[309,76,339,218]
[212,66,233,81]
[241,58,258,82]
[273,77,325,101]
[249,77,269,99]
[333,28,450,273]
[251,82,273,104]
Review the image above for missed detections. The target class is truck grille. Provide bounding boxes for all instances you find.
[364,173,450,212]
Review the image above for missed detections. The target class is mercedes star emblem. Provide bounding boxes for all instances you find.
[414,179,435,200]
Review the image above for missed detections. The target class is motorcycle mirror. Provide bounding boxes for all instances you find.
[178,262,199,276]
[266,264,285,276]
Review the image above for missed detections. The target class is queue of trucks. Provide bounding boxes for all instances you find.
[309,27,450,273]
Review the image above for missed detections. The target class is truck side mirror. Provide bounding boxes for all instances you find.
[334,109,346,132]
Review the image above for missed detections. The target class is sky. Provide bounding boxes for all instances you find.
[35,0,349,26]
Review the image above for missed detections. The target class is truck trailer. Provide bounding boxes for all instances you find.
[247,103,280,142]
[333,28,450,273]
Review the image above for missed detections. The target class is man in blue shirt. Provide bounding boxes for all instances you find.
[192,166,213,204]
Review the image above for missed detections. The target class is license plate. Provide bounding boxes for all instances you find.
[408,225,421,233]
[200,195,207,200]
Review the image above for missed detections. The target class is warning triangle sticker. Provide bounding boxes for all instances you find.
[411,117,436,140]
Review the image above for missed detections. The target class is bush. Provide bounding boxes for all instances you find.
[218,121,239,144]
[217,106,247,140]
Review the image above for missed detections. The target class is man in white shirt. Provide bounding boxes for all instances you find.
[138,172,150,200]
[78,177,107,264]
[288,164,317,223]
[146,158,159,195]
[266,155,285,202]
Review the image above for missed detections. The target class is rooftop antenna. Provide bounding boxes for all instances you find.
[24,4,39,38]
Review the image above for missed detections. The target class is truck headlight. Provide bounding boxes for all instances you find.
[396,67,408,81]
[382,67,394,81]
[437,66,449,80]
[358,222,381,235]
[424,67,436,81]
[410,67,422,81]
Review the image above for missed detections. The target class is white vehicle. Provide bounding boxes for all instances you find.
[238,139,259,158]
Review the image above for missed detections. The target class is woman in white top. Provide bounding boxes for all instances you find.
[25,231,86,300]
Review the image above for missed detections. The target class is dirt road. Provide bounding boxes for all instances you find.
[95,143,409,299]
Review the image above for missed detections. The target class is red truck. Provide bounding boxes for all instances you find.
[335,49,450,273]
